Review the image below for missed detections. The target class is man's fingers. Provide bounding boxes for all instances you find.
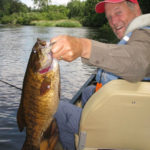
[51,36,66,54]
[51,42,64,54]
[52,48,65,60]
[50,35,66,46]
[50,41,56,47]
[50,35,62,44]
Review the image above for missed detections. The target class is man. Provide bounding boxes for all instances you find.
[52,0,150,150]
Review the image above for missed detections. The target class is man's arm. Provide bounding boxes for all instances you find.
[82,29,150,82]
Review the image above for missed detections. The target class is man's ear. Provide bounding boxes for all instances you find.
[135,4,142,16]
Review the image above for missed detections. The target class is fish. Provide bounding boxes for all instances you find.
[17,38,60,150]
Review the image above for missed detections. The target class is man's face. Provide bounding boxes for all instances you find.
[105,1,140,39]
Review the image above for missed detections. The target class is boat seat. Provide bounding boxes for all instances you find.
[76,79,150,150]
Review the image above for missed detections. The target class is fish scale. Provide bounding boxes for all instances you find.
[17,39,60,150]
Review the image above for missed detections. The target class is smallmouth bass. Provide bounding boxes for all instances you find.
[17,38,60,150]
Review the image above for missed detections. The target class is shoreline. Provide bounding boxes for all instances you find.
[0,19,82,28]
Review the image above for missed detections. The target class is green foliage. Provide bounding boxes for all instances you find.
[66,0,106,27]
[67,0,85,19]
[82,0,106,27]
[32,0,51,9]
[30,20,82,27]
[1,16,14,24]
[55,20,81,27]
[10,0,29,14]
[1,13,33,25]
[28,12,48,20]
[0,4,69,25]
[17,15,31,25]
[46,12,67,20]
[138,0,150,14]
[0,0,11,16]
[98,24,118,43]
[45,5,69,20]
[0,0,149,29]
[0,0,29,18]
[30,20,54,26]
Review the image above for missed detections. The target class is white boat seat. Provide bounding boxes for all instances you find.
[76,79,150,150]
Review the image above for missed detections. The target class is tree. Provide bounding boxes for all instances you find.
[44,5,69,20]
[82,0,106,27]
[67,0,85,19]
[11,1,29,13]
[138,0,150,14]
[0,0,29,18]
[32,0,51,9]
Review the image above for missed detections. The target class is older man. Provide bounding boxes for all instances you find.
[52,0,150,150]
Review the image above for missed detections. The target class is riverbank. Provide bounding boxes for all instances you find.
[0,13,82,27]
[0,10,82,28]
[30,19,82,27]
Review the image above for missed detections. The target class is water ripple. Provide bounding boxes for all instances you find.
[0,25,97,150]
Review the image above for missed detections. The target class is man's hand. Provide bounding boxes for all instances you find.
[50,35,91,62]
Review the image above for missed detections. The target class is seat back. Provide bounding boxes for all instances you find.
[77,80,150,150]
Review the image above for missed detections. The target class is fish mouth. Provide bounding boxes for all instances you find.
[38,42,54,74]
[39,52,53,74]
[39,66,51,74]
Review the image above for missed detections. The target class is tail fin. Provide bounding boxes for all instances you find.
[41,118,59,150]
[21,138,40,150]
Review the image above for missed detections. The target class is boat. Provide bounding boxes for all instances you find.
[1,73,150,150]
[71,74,150,150]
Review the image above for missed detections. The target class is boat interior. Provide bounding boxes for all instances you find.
[76,79,150,150]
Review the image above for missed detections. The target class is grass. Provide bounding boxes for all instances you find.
[30,19,82,27]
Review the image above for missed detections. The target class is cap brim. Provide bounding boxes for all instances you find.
[95,0,125,13]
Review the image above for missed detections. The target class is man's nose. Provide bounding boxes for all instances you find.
[111,16,119,26]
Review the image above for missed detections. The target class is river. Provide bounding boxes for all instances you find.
[0,25,102,149]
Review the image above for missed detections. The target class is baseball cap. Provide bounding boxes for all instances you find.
[95,0,139,13]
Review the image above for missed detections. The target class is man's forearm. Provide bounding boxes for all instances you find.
[82,29,150,82]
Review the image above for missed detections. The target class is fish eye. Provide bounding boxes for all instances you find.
[32,48,37,54]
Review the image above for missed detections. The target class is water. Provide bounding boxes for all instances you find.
[0,25,99,149]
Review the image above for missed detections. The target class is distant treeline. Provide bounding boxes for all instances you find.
[0,0,149,27]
